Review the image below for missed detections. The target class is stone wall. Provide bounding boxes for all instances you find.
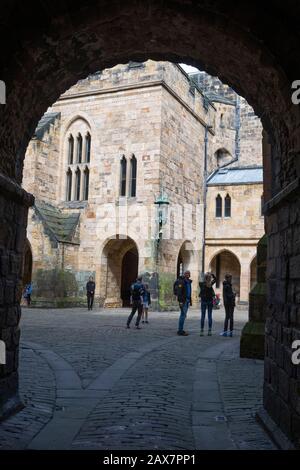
[22,116,61,204]
[22,61,212,309]
[205,182,264,301]
[191,72,263,171]
[0,175,34,419]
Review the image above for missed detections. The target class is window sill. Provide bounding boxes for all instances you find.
[116,197,138,205]
[60,201,88,209]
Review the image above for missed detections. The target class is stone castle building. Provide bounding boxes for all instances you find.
[22,60,264,308]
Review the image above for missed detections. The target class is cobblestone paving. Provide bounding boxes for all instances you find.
[0,346,56,449]
[218,343,275,449]
[0,306,276,450]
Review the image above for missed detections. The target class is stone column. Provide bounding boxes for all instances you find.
[239,261,251,303]
[240,234,267,359]
[0,172,34,420]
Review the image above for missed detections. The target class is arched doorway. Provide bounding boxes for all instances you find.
[250,256,257,290]
[100,236,139,308]
[176,241,194,279]
[121,247,138,307]
[209,250,241,301]
[22,240,32,287]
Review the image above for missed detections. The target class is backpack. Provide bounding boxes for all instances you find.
[173,279,179,296]
[131,282,144,301]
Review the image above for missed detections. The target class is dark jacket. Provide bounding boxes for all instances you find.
[131,281,144,302]
[174,277,193,305]
[86,281,95,294]
[223,280,235,306]
[199,274,216,302]
[142,290,151,304]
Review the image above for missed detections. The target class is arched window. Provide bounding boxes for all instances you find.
[120,156,127,196]
[85,132,91,163]
[83,166,89,201]
[66,168,72,201]
[68,134,74,164]
[216,194,222,218]
[130,154,137,197]
[76,133,83,163]
[75,167,81,201]
[225,194,231,217]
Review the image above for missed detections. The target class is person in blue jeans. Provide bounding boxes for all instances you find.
[174,271,192,336]
[199,272,216,336]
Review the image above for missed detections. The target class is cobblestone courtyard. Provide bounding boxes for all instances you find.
[0,306,276,450]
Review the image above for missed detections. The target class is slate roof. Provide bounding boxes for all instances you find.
[207,166,263,186]
[204,93,235,106]
[34,112,61,140]
[34,200,80,243]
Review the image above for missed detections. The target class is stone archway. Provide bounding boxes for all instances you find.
[209,250,241,302]
[0,0,299,446]
[121,247,139,307]
[100,236,139,308]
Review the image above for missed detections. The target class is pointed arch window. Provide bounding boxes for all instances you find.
[120,156,127,196]
[66,168,72,201]
[68,134,74,164]
[216,194,222,218]
[83,166,89,201]
[130,154,137,197]
[65,125,91,202]
[76,133,83,163]
[85,132,91,163]
[75,167,81,201]
[224,194,231,217]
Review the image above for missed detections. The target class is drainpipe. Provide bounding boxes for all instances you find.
[202,125,212,276]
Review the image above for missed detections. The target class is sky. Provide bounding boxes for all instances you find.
[179,64,200,73]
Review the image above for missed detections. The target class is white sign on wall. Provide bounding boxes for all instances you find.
[0,340,6,365]
[0,80,6,104]
[292,340,300,366]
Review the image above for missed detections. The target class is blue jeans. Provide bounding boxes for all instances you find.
[178,300,190,332]
[201,300,213,330]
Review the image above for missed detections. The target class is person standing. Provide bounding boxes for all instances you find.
[126,276,144,329]
[141,284,151,324]
[221,273,236,337]
[86,276,95,311]
[199,272,216,336]
[24,283,32,307]
[174,270,192,336]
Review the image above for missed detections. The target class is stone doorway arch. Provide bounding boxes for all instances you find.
[209,250,241,302]
[100,236,139,308]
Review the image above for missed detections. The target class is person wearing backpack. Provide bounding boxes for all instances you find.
[126,276,145,329]
[174,271,192,336]
[220,273,236,337]
[141,283,151,324]
[199,272,216,336]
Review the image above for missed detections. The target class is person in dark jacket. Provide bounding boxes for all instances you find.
[174,271,192,336]
[199,272,216,336]
[126,277,144,329]
[141,283,151,324]
[221,273,236,337]
[86,276,96,310]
